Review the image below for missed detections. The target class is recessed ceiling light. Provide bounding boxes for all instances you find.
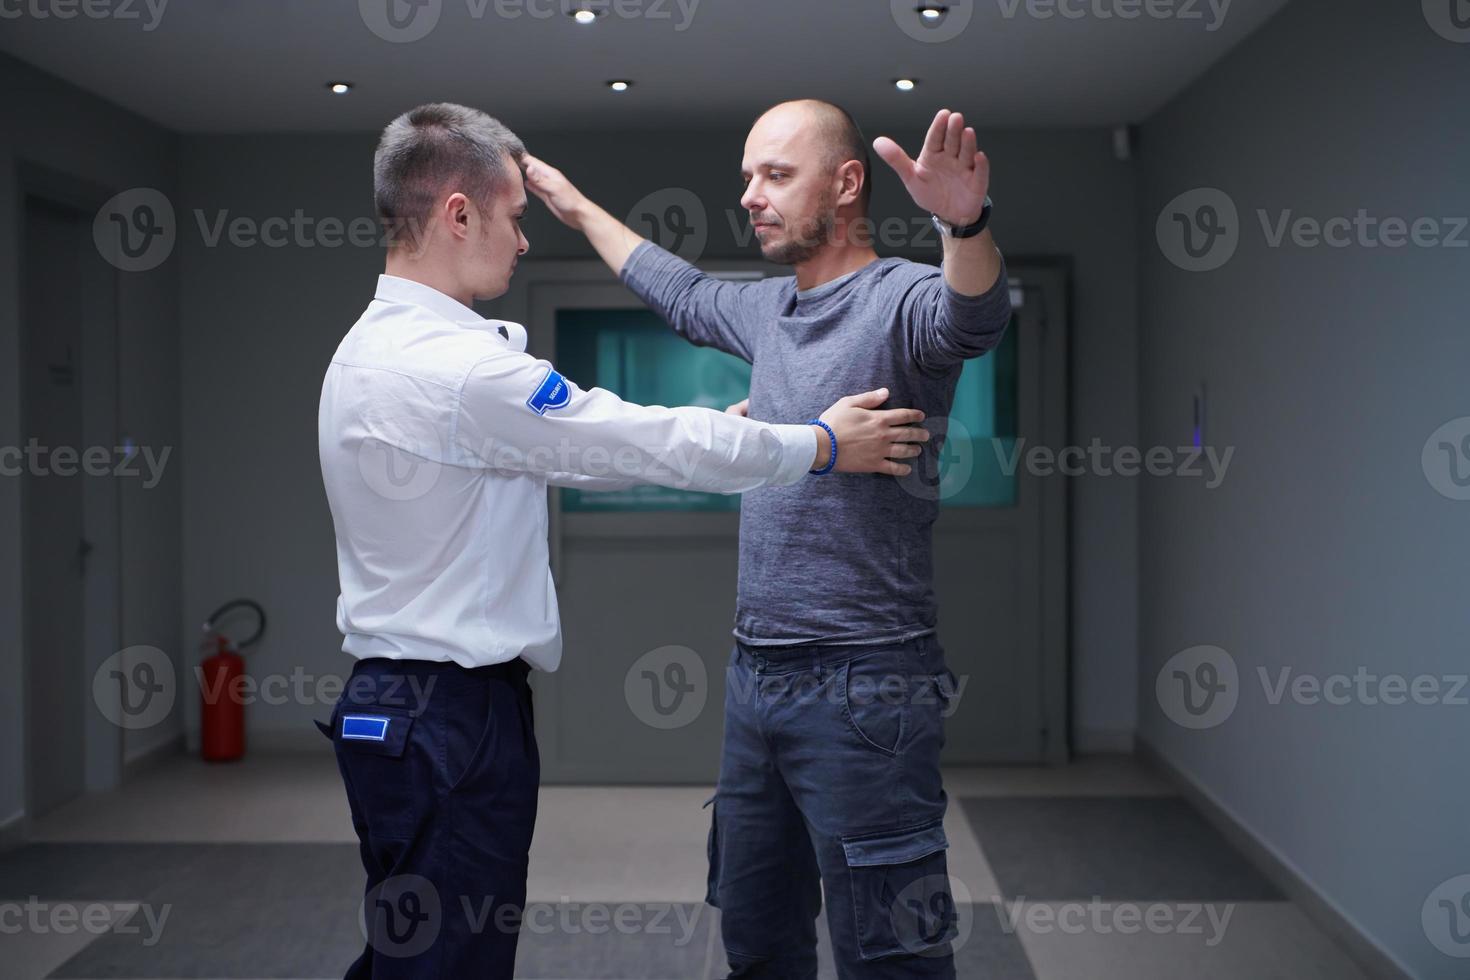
[327,82,353,95]
[894,78,917,92]
[917,4,947,20]
[608,80,631,92]
[571,7,600,24]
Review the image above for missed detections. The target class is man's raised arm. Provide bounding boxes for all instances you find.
[873,109,1004,299]
[523,154,758,362]
[523,154,644,275]
[874,109,1013,371]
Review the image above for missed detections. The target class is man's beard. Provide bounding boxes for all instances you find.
[757,191,837,266]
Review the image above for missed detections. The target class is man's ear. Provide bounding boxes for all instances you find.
[836,159,866,208]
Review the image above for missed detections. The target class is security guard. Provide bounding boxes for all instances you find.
[315,102,931,978]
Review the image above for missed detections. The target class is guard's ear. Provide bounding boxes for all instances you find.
[443,192,472,240]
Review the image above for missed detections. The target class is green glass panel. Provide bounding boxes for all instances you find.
[555,308,1019,511]
[937,311,1019,508]
[557,309,750,512]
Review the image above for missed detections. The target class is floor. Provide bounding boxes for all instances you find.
[0,754,1370,979]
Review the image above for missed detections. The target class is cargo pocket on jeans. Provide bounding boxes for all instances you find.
[841,820,956,960]
[703,793,721,908]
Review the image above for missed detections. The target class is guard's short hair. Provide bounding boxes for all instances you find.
[374,103,525,250]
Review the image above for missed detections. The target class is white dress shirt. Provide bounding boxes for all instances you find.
[318,275,818,671]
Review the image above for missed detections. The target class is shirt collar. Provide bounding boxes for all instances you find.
[376,274,478,323]
[374,274,526,351]
[795,267,861,302]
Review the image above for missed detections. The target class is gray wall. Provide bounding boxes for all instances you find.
[0,52,182,832]
[1135,0,1469,976]
[176,124,1139,751]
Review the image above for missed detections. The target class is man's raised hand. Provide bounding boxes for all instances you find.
[872,109,990,229]
[523,154,588,230]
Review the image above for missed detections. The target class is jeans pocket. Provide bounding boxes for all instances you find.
[841,820,956,960]
[703,793,721,908]
[840,654,910,757]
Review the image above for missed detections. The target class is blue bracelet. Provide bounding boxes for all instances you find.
[807,419,837,475]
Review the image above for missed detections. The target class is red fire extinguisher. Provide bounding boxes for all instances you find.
[199,598,266,762]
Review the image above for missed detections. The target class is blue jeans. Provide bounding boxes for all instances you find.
[707,635,960,978]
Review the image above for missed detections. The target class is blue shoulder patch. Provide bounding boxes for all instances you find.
[527,367,572,415]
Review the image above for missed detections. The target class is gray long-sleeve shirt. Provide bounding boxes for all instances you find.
[620,241,1012,647]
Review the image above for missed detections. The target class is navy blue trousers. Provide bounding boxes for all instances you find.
[708,635,960,978]
[319,656,539,979]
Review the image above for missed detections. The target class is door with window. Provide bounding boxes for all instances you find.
[521,262,1068,782]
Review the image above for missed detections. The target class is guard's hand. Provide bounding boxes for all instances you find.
[815,388,929,477]
[523,154,589,230]
[725,398,750,417]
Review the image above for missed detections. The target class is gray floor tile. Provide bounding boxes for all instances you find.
[0,900,140,980]
[1015,901,1370,980]
[30,754,353,845]
[0,769,1366,980]
[0,843,366,978]
[513,901,713,979]
[527,786,714,903]
[960,796,1284,902]
[952,902,1039,980]
[942,758,1176,798]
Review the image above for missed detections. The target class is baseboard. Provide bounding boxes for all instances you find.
[0,738,186,853]
[246,728,336,753]
[122,733,186,779]
[1136,739,1415,980]
[1073,727,1135,754]
[182,726,336,754]
[0,810,28,853]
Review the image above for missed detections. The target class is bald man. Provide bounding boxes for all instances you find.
[526,101,1010,978]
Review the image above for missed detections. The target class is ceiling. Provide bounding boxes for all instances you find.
[0,0,1289,133]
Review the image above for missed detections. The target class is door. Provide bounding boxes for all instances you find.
[931,268,1069,764]
[523,262,1068,781]
[22,196,91,816]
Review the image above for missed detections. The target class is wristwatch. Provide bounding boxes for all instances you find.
[932,196,992,239]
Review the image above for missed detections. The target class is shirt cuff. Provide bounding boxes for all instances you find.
[942,253,1011,310]
[617,239,659,286]
[770,423,819,485]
